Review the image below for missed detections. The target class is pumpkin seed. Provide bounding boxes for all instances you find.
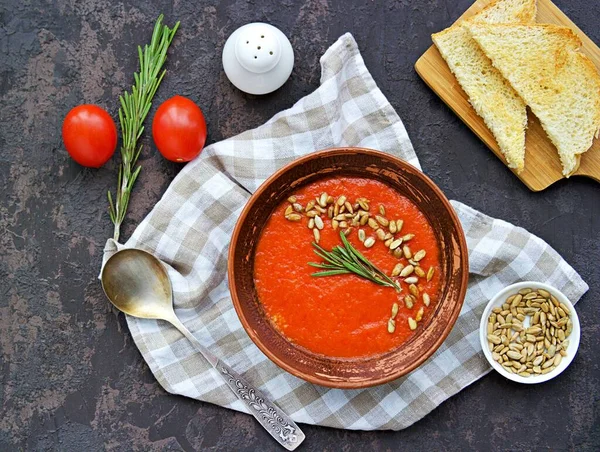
[364,237,375,248]
[409,284,419,297]
[287,195,297,203]
[408,317,417,330]
[538,289,550,298]
[423,293,430,307]
[376,229,386,240]
[541,366,555,374]
[358,229,366,242]
[488,334,501,345]
[358,198,369,210]
[306,210,318,218]
[388,318,396,333]
[284,205,294,216]
[379,205,385,216]
[395,219,404,233]
[308,218,315,229]
[344,201,354,214]
[400,265,414,277]
[314,215,324,230]
[375,215,389,227]
[413,249,426,261]
[507,350,522,360]
[416,307,424,322]
[318,193,328,207]
[336,195,346,206]
[511,294,523,308]
[404,276,418,284]
[414,266,426,278]
[339,221,348,228]
[367,218,379,229]
[391,302,399,318]
[526,326,542,335]
[384,238,393,247]
[390,239,403,250]
[313,228,320,243]
[402,233,415,242]
[403,245,412,259]
[427,266,435,282]
[332,220,339,230]
[286,213,302,222]
[293,203,304,212]
[404,295,415,309]
[389,221,397,234]
[391,263,404,277]
[542,359,554,369]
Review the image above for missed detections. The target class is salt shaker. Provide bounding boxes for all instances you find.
[222,22,294,95]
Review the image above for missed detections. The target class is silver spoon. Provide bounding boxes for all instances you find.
[101,248,305,450]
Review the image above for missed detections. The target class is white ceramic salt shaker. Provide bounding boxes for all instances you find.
[222,22,294,95]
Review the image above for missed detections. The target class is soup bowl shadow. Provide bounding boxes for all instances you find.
[228,147,468,388]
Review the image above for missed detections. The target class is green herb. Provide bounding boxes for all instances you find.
[108,15,180,241]
[308,231,401,292]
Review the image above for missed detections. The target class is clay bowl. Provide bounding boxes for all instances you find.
[228,147,468,388]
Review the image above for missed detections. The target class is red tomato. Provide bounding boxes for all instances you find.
[152,96,207,162]
[62,105,117,168]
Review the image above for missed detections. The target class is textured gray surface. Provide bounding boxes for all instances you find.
[1,0,599,450]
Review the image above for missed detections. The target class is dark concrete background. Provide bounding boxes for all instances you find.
[1,0,599,450]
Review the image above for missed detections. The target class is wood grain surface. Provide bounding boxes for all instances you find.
[415,0,600,191]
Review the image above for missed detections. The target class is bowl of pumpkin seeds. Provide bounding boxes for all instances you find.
[479,281,580,384]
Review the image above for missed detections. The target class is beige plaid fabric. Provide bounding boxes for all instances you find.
[102,34,588,430]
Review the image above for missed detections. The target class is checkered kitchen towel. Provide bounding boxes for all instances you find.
[102,33,588,430]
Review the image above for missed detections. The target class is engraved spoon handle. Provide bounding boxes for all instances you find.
[168,316,305,451]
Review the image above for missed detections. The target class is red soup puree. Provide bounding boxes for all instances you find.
[254,176,441,358]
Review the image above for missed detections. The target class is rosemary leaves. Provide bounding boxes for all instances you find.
[309,231,401,292]
[108,15,180,241]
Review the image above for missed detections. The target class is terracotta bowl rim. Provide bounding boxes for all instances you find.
[228,147,469,388]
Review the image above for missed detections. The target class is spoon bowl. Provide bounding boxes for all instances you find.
[101,248,175,320]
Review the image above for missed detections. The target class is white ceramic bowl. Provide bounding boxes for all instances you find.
[479,281,580,384]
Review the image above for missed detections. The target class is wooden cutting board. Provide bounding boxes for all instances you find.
[414,0,600,191]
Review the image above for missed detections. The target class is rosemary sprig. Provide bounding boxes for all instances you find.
[308,232,401,292]
[108,15,180,241]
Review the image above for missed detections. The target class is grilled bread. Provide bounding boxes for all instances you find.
[432,0,537,172]
[468,23,600,176]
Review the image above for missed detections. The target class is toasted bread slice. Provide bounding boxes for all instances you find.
[432,0,537,172]
[468,24,600,176]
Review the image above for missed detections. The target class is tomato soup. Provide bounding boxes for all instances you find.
[253,177,441,358]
